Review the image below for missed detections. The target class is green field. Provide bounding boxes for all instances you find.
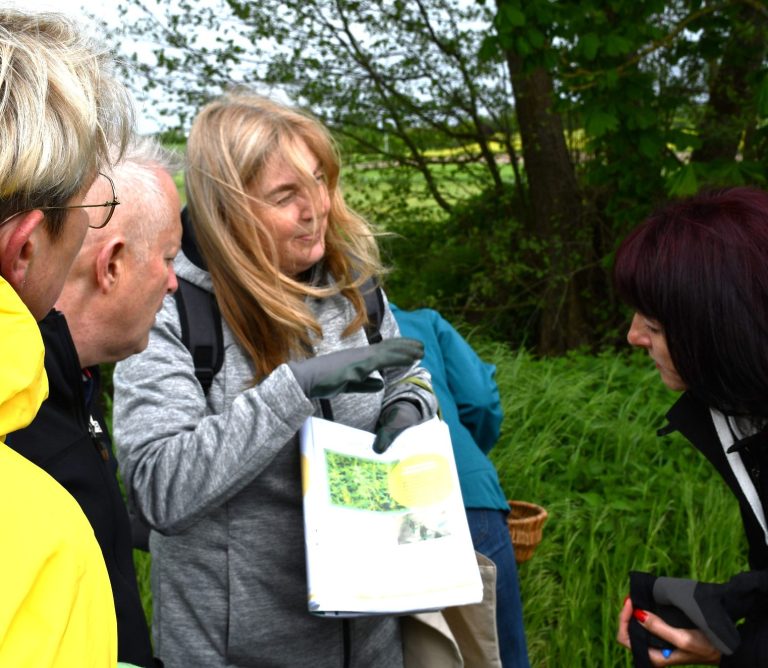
[486,343,744,666]
[132,344,745,666]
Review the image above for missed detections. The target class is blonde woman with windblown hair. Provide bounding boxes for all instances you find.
[113,91,438,667]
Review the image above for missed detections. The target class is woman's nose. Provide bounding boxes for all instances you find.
[627,313,649,348]
[298,196,311,220]
[299,185,329,221]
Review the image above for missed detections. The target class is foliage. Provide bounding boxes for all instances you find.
[482,342,746,667]
[487,0,768,350]
[111,0,512,207]
[325,450,405,511]
[380,181,542,345]
[108,0,768,353]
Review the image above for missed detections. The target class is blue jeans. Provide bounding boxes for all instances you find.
[466,508,530,668]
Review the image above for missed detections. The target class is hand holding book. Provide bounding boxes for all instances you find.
[373,399,425,453]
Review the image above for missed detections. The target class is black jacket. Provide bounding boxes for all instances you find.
[661,392,768,666]
[8,310,154,667]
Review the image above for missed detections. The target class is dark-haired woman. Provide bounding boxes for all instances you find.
[614,186,768,666]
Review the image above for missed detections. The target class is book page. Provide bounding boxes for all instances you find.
[300,416,483,615]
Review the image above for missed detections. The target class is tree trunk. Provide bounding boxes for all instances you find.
[503,53,591,353]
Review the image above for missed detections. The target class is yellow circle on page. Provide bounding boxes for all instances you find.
[388,454,452,507]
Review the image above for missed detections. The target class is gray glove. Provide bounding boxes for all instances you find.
[372,399,425,454]
[288,337,424,399]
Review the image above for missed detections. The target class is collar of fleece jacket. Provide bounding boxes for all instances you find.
[0,276,48,442]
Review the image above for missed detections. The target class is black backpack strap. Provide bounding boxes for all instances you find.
[180,206,208,270]
[173,262,380,398]
[361,276,384,344]
[174,277,224,396]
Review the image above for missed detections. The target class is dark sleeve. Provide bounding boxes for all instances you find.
[721,615,768,667]
[719,569,768,666]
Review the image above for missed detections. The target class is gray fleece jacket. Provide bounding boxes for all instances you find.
[112,250,437,668]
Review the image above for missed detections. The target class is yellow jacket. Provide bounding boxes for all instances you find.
[0,277,117,666]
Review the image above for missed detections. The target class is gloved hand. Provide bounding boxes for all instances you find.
[372,399,426,454]
[288,337,424,399]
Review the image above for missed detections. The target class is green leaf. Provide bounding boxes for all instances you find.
[580,491,603,507]
[709,160,746,186]
[501,4,526,28]
[584,110,618,138]
[631,108,656,130]
[478,34,499,62]
[527,27,546,50]
[580,32,600,61]
[735,161,767,185]
[515,35,531,57]
[610,498,634,512]
[638,134,661,159]
[603,69,619,89]
[603,34,632,57]
[666,164,699,197]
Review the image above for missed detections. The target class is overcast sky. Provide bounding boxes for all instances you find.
[10,0,165,132]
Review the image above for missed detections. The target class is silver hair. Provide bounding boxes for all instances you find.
[108,136,182,259]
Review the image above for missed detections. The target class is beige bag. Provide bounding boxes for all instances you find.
[402,552,501,668]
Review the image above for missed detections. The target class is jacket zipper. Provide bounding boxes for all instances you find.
[88,415,110,462]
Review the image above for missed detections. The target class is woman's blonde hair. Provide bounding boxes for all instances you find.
[0,10,133,238]
[185,90,383,379]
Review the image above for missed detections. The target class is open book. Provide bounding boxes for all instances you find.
[299,416,483,616]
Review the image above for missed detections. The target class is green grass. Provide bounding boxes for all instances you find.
[481,343,745,667]
[131,345,746,665]
[133,549,152,626]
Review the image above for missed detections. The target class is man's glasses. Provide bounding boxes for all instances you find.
[0,172,120,230]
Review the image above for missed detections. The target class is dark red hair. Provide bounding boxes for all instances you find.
[614,187,768,416]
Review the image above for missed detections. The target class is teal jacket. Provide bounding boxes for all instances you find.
[391,305,509,511]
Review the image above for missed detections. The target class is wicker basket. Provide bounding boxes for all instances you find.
[507,500,549,564]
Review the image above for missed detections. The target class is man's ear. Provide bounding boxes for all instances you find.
[0,210,46,290]
[94,236,126,293]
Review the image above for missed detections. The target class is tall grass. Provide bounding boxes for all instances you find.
[132,345,746,665]
[482,343,746,667]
